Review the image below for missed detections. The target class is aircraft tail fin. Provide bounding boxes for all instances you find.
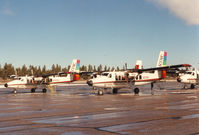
[156,51,167,79]
[69,59,80,73]
[135,60,143,69]
[156,51,167,67]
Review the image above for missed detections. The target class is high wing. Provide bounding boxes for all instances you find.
[129,64,191,73]
[42,72,68,78]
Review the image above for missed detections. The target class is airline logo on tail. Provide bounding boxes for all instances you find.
[69,59,80,73]
[157,51,167,67]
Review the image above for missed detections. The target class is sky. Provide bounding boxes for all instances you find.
[0,0,198,69]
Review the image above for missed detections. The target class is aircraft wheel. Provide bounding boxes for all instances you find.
[97,90,103,95]
[190,84,195,89]
[112,88,118,94]
[134,88,139,94]
[42,88,47,93]
[31,88,36,93]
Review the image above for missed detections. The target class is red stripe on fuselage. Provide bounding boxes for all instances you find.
[49,81,72,84]
[93,80,127,84]
[135,78,161,82]
[187,78,196,80]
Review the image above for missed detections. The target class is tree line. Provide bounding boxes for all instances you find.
[0,63,125,79]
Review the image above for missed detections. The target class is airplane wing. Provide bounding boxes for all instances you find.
[42,72,68,78]
[129,64,191,73]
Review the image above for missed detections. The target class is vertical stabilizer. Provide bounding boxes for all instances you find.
[155,51,167,79]
[135,60,143,69]
[156,51,167,67]
[69,59,80,73]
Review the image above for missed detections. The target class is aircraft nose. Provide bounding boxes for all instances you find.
[4,83,8,88]
[177,77,181,82]
[87,80,93,86]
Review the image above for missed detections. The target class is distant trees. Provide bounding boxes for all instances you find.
[0,63,15,79]
[0,63,122,80]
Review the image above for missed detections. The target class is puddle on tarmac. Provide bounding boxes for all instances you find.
[100,112,199,134]
[0,125,26,132]
[104,107,126,111]
[170,113,199,120]
[99,123,139,134]
[0,109,49,117]
[181,114,199,119]
[168,103,199,110]
[0,106,29,111]
[60,132,87,135]
[33,111,129,125]
[99,119,163,135]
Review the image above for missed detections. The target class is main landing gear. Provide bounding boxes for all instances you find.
[96,88,119,95]
[42,88,47,93]
[190,84,195,89]
[183,84,195,89]
[112,88,118,94]
[134,88,140,95]
[97,89,103,95]
[31,88,47,93]
[31,88,36,93]
[13,89,17,94]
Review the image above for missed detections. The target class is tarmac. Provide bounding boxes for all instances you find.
[0,81,199,135]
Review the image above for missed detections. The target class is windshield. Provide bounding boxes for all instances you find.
[186,72,192,74]
[101,73,109,76]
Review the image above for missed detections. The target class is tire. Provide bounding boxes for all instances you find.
[112,88,118,94]
[42,88,47,93]
[134,88,139,94]
[31,88,35,93]
[190,84,195,89]
[97,90,103,95]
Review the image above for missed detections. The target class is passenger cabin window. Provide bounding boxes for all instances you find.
[136,75,138,80]
[108,74,112,78]
[139,75,142,80]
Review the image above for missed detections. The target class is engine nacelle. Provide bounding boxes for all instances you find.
[161,70,166,79]
[73,74,80,81]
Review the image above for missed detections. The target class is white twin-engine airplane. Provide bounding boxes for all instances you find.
[4,59,80,93]
[177,68,199,89]
[87,51,191,95]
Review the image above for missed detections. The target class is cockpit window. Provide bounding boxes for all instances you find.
[14,78,21,80]
[187,72,192,74]
[102,73,109,76]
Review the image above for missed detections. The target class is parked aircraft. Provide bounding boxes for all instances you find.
[177,68,199,89]
[4,59,80,93]
[87,51,191,95]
